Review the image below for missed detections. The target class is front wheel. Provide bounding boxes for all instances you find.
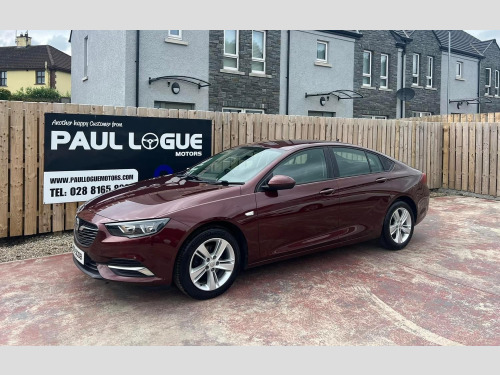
[174,228,240,300]
[380,201,415,250]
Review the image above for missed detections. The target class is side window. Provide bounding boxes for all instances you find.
[332,147,371,177]
[366,152,384,173]
[379,155,395,171]
[272,148,327,185]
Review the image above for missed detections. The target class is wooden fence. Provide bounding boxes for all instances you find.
[0,100,447,238]
[410,113,500,123]
[443,122,500,196]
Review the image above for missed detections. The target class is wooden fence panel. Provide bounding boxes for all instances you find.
[468,123,476,192]
[442,123,449,188]
[9,102,24,236]
[489,123,498,196]
[455,123,462,190]
[449,123,456,189]
[482,123,490,195]
[475,123,483,194]
[461,122,469,191]
[0,102,9,237]
[24,103,38,235]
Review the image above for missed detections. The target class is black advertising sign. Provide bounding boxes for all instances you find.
[43,113,212,204]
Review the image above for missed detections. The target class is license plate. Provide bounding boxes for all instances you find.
[73,243,85,265]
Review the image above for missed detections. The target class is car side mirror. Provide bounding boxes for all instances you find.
[266,175,296,191]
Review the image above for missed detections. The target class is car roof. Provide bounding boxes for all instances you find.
[241,140,368,151]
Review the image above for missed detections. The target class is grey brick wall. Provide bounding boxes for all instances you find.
[209,30,281,114]
[353,30,400,119]
[403,30,441,117]
[479,42,500,113]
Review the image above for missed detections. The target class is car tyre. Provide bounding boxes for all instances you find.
[174,228,240,300]
[380,201,415,251]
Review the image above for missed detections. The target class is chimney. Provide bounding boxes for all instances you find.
[15,32,32,48]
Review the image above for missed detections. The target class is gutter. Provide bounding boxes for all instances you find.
[286,30,290,115]
[136,30,140,108]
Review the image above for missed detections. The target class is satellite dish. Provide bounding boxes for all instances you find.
[396,88,415,101]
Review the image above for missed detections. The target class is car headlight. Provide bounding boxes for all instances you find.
[105,218,170,238]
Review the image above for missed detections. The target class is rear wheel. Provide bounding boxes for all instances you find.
[380,201,415,250]
[174,228,240,300]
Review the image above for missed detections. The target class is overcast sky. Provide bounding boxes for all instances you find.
[0,30,499,57]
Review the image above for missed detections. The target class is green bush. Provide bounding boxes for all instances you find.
[0,88,11,100]
[10,87,61,102]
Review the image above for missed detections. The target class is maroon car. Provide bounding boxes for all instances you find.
[73,141,429,299]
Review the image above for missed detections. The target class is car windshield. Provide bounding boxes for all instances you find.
[184,146,283,184]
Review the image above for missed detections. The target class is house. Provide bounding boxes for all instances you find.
[353,30,404,119]
[281,30,361,117]
[70,29,498,119]
[433,30,482,116]
[474,38,500,113]
[70,30,210,109]
[209,30,281,114]
[0,32,71,95]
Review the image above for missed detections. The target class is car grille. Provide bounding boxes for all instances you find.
[84,257,99,273]
[74,217,98,247]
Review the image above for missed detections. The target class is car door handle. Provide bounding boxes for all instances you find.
[376,177,387,183]
[319,188,335,195]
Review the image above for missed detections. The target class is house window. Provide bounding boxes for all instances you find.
[0,71,6,86]
[485,68,491,95]
[426,56,433,88]
[380,54,388,88]
[411,111,432,117]
[223,30,239,70]
[168,30,182,40]
[222,108,264,114]
[495,70,499,96]
[456,61,463,79]
[362,51,372,86]
[83,36,88,78]
[154,101,194,110]
[412,54,420,86]
[361,115,387,119]
[252,30,266,73]
[317,41,328,63]
[36,70,45,84]
[308,111,336,117]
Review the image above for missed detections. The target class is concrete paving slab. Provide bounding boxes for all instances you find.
[0,196,498,345]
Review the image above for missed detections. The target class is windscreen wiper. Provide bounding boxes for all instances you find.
[213,181,245,186]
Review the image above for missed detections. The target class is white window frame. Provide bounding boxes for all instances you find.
[223,30,239,71]
[222,107,264,114]
[495,70,500,97]
[485,68,491,95]
[362,50,372,87]
[252,30,266,73]
[0,71,6,86]
[316,41,328,63]
[426,56,433,88]
[380,54,389,89]
[83,36,88,79]
[168,30,182,40]
[361,115,387,119]
[412,53,420,86]
[456,61,463,79]
[411,111,432,118]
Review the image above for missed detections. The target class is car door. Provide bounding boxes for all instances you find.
[329,146,394,242]
[255,147,339,259]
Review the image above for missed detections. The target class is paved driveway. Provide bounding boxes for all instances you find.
[0,196,498,345]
